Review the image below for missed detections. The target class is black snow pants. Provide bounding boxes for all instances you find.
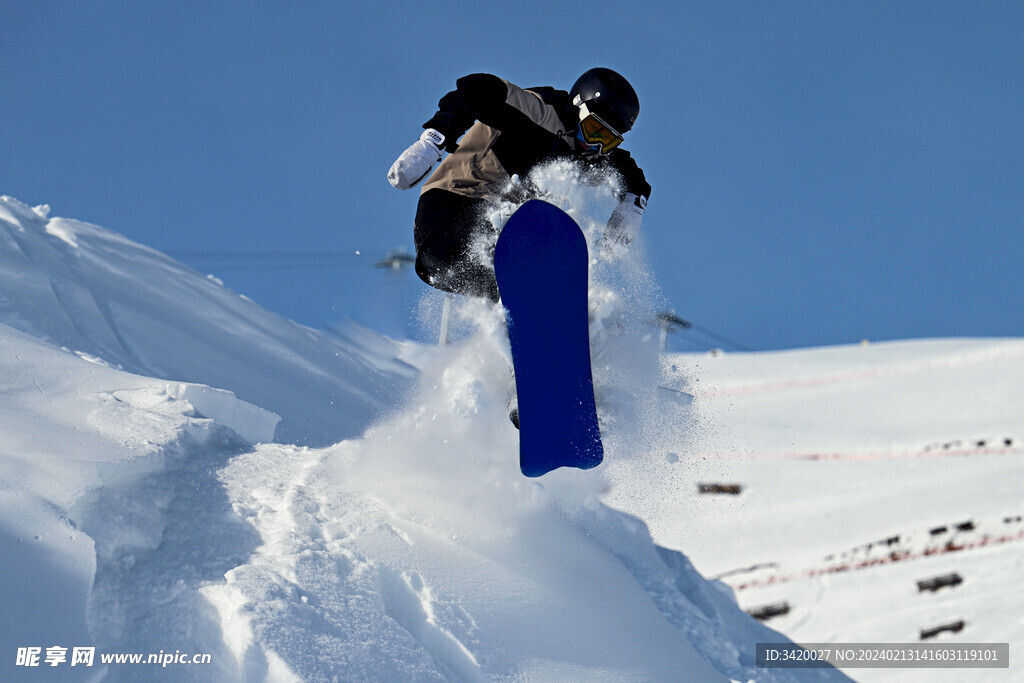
[414,189,500,302]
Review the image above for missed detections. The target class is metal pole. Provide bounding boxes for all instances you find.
[438,292,454,346]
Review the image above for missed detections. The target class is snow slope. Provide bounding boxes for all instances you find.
[0,322,273,679]
[0,190,838,682]
[11,164,1019,680]
[604,340,1024,682]
[0,197,415,446]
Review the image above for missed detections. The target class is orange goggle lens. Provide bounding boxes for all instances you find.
[579,113,623,153]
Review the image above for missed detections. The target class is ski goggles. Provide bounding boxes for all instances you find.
[577,105,624,154]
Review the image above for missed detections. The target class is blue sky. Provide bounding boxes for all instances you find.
[4,1,1023,351]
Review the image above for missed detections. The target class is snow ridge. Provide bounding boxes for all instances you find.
[0,195,415,446]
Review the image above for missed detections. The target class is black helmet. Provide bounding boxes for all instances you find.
[570,67,640,134]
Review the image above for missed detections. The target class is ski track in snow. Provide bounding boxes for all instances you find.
[701,445,1024,461]
[77,421,260,682]
[206,442,491,681]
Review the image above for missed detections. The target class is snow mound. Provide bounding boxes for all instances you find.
[203,316,807,681]
[0,195,415,446]
[0,324,262,680]
[0,187,845,681]
[196,165,844,680]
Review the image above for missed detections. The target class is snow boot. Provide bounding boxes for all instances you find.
[507,390,520,430]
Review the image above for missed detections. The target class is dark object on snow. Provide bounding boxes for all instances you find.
[920,620,965,640]
[917,572,964,593]
[698,483,743,495]
[747,602,791,622]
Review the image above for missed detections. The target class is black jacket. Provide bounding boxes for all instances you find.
[420,74,651,203]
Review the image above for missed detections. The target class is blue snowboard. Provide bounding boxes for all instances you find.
[494,199,603,477]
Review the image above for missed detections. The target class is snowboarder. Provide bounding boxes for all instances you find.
[387,68,652,302]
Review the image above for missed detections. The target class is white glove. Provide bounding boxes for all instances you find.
[387,129,445,190]
[605,192,646,245]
